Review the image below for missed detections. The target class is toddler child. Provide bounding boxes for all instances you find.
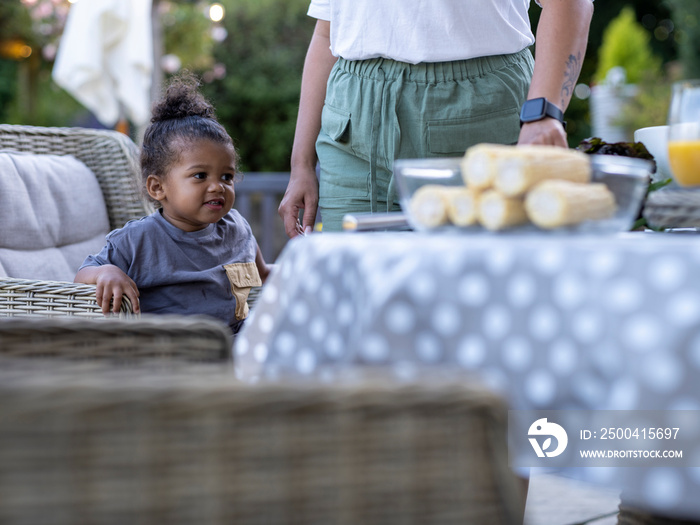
[75,74,270,334]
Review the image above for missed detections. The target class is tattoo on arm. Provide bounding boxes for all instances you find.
[561,52,582,108]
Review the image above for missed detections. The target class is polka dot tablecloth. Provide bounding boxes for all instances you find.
[237,231,700,519]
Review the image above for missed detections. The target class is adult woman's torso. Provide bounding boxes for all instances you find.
[308,0,536,64]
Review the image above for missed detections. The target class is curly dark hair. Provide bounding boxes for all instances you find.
[140,72,238,197]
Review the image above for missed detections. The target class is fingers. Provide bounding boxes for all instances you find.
[95,285,111,316]
[96,286,121,316]
[95,279,140,316]
[111,292,123,315]
[279,201,301,238]
[125,285,141,314]
[302,205,317,234]
[278,170,319,238]
[116,279,140,314]
[518,120,568,147]
[285,214,301,238]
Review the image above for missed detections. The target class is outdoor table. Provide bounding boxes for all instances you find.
[236,231,700,520]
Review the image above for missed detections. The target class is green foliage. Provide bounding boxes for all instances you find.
[0,3,35,44]
[200,0,313,172]
[594,6,662,84]
[0,0,681,167]
[665,0,700,78]
[615,70,673,133]
[0,60,17,122]
[162,3,214,71]
[0,2,84,126]
[3,60,86,127]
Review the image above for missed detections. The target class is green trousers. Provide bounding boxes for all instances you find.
[316,48,535,231]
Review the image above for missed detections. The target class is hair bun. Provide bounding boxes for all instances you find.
[151,71,216,122]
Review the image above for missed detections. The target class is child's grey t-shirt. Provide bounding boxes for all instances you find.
[80,209,257,332]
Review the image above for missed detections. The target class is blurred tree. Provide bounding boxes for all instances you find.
[594,6,662,84]
[0,0,85,126]
[0,0,683,157]
[0,3,32,122]
[200,0,313,172]
[530,0,677,146]
[161,1,215,73]
[665,0,700,78]
[0,3,35,46]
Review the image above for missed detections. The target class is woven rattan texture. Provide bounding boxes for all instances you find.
[0,125,153,317]
[0,315,232,362]
[0,277,133,318]
[0,368,521,525]
[0,124,152,229]
[643,190,700,229]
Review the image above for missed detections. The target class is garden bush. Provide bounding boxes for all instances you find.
[201,0,313,173]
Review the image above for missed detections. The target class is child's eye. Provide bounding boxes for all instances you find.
[222,173,234,182]
[193,172,207,180]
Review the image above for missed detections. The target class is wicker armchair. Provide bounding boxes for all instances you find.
[0,315,232,362]
[0,367,523,524]
[0,124,152,318]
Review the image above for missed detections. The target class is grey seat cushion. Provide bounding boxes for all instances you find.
[0,151,110,281]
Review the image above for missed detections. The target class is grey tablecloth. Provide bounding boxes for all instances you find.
[237,231,700,519]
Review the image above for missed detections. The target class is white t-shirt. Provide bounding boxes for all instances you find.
[308,0,538,64]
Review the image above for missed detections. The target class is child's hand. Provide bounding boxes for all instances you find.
[93,266,141,315]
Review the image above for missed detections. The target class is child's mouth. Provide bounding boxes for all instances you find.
[205,199,224,209]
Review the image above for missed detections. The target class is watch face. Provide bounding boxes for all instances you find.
[520,98,547,121]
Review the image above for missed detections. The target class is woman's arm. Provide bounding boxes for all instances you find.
[75,264,141,315]
[518,0,594,147]
[278,19,338,238]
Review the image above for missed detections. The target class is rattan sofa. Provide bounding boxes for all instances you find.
[0,124,152,318]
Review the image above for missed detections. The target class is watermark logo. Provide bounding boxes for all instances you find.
[510,410,695,467]
[528,418,568,458]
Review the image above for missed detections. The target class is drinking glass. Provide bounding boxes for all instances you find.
[667,79,700,187]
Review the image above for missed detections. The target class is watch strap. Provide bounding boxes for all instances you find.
[520,98,567,131]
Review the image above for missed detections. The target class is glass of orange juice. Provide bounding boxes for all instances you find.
[668,80,700,187]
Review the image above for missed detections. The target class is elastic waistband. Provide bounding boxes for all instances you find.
[335,48,532,83]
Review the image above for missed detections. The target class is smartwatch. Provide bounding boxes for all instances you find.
[519,97,567,130]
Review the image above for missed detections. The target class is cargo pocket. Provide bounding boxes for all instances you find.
[224,262,262,320]
[321,103,351,143]
[427,108,520,156]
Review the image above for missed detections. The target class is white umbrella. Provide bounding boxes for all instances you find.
[52,0,154,128]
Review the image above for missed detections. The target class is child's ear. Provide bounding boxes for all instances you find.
[146,175,166,201]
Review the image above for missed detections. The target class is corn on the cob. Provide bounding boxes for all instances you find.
[409,184,450,228]
[477,190,528,231]
[444,186,481,226]
[461,143,513,189]
[525,180,616,229]
[494,145,591,197]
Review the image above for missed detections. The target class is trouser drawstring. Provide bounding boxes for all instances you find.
[368,66,384,213]
[369,63,404,214]
[386,68,404,212]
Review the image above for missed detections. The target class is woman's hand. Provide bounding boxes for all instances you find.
[278,166,319,238]
[518,119,568,148]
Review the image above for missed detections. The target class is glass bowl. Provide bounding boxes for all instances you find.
[393,154,652,234]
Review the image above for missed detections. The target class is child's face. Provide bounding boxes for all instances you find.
[147,139,237,232]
